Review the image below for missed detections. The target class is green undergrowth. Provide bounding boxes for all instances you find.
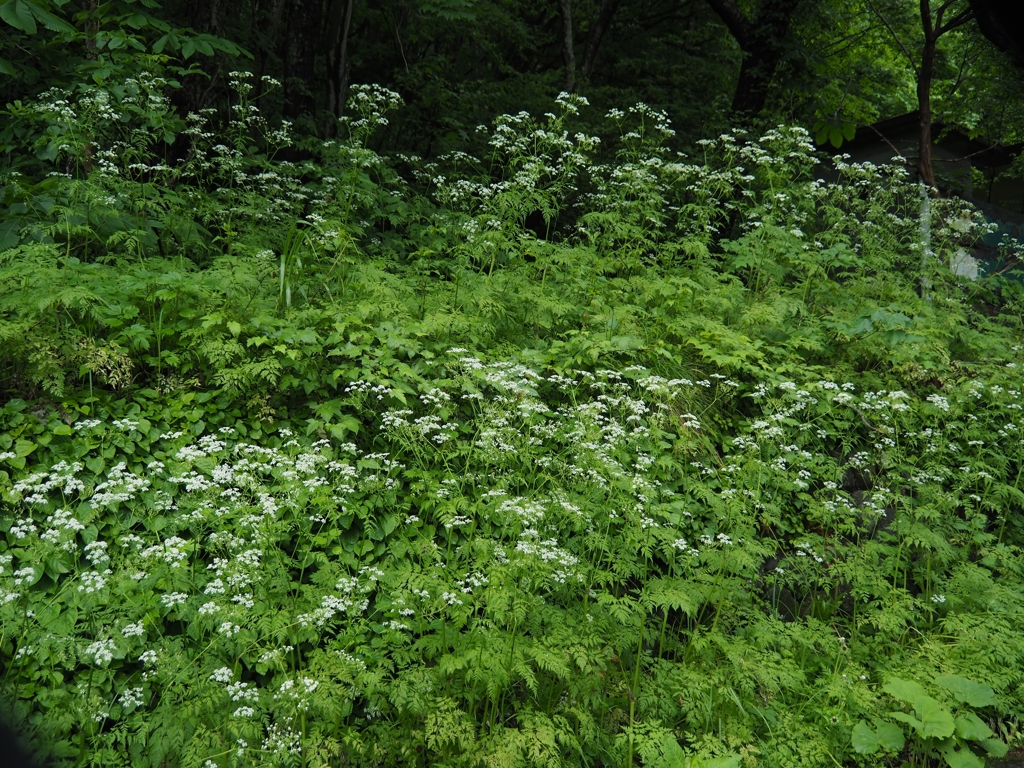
[2,79,1024,768]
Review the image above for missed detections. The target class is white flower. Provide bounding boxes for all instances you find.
[84,638,117,667]
[119,687,145,708]
[122,622,144,638]
[160,592,188,608]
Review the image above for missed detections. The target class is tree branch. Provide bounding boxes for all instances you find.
[704,0,752,49]
[865,0,919,75]
[936,8,974,35]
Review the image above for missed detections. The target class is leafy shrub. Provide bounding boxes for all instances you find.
[3,82,1024,767]
[3,352,1024,766]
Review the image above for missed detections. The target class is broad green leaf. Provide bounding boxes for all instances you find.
[917,697,955,739]
[704,757,741,768]
[873,720,906,751]
[24,0,72,32]
[935,675,996,708]
[851,722,880,754]
[884,678,928,707]
[0,56,14,74]
[955,713,993,741]
[0,218,22,250]
[661,736,689,768]
[939,740,984,768]
[0,0,36,34]
[889,711,923,732]
[14,438,36,457]
[980,738,1008,757]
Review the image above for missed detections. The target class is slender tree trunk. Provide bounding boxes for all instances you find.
[283,0,323,120]
[917,30,936,187]
[326,0,356,124]
[914,1,973,187]
[579,0,622,84]
[558,0,576,92]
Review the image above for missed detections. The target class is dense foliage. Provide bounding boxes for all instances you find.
[4,1,1024,767]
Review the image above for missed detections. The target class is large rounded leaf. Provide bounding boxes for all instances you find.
[851,722,880,754]
[917,697,956,739]
[884,678,928,708]
[955,712,993,741]
[935,675,996,708]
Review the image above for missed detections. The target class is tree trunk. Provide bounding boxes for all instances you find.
[326,0,356,124]
[283,0,323,120]
[706,0,801,119]
[915,1,973,188]
[558,0,576,93]
[579,0,622,84]
[917,29,936,188]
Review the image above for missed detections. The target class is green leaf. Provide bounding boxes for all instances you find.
[14,439,36,457]
[0,218,22,250]
[227,321,242,338]
[829,126,843,148]
[704,756,741,768]
[889,711,924,732]
[327,415,361,439]
[939,740,984,768]
[884,678,928,708]
[0,56,14,75]
[917,697,955,739]
[954,713,993,741]
[873,720,906,751]
[0,0,36,34]
[153,31,172,53]
[24,0,72,33]
[935,675,996,708]
[980,738,1008,757]
[662,736,689,767]
[851,722,880,754]
[181,39,195,59]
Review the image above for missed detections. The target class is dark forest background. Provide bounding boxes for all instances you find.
[3,0,1024,177]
